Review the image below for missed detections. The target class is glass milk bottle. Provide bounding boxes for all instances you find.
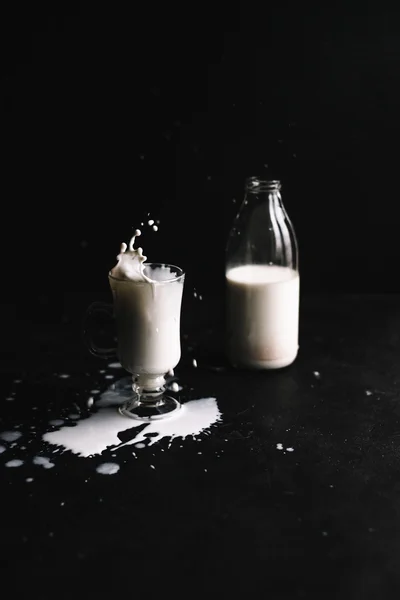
[226,178,299,369]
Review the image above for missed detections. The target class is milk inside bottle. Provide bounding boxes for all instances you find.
[226,178,299,369]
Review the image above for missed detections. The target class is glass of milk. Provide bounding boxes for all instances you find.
[109,263,185,420]
[86,263,185,420]
[226,178,299,370]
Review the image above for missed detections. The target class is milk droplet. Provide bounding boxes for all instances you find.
[33,456,55,469]
[152,225,158,232]
[286,447,294,452]
[5,459,23,468]
[26,477,34,482]
[59,374,70,379]
[276,443,283,450]
[170,382,182,393]
[0,431,22,442]
[108,362,122,369]
[313,371,321,379]
[148,219,154,226]
[87,397,94,408]
[192,359,198,368]
[96,462,120,475]
[0,445,6,454]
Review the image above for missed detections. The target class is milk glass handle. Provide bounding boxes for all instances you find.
[83,302,117,358]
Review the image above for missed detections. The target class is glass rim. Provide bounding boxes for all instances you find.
[108,262,185,284]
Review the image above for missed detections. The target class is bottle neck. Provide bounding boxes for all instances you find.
[226,176,298,271]
[245,188,283,211]
[245,179,282,206]
[245,178,281,194]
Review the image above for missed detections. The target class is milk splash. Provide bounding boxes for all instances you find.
[110,229,148,282]
[109,230,176,286]
[42,389,221,458]
[115,398,220,450]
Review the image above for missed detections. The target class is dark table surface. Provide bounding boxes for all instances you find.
[1,292,400,598]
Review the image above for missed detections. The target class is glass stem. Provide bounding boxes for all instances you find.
[133,374,166,405]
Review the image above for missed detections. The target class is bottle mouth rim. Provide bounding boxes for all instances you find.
[245,177,281,192]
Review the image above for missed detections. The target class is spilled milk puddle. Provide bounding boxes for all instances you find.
[0,369,223,476]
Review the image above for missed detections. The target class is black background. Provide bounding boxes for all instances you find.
[2,3,400,309]
[4,8,400,596]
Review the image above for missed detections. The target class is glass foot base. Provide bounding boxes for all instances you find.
[119,395,180,421]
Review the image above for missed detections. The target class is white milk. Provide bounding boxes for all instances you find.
[226,264,299,369]
[42,394,221,457]
[109,266,184,380]
[109,232,184,388]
